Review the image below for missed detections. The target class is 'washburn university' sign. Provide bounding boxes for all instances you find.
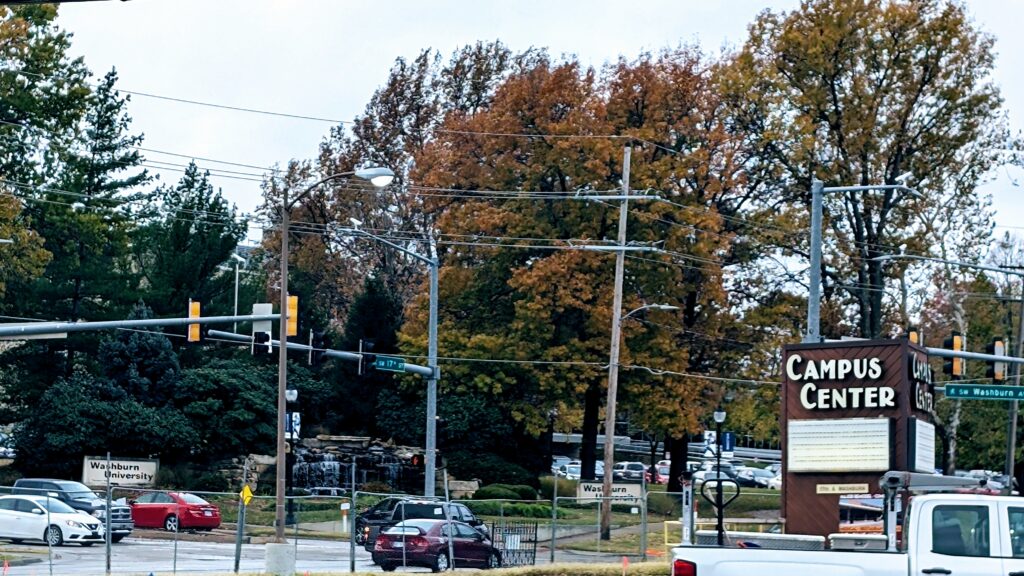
[780,339,935,538]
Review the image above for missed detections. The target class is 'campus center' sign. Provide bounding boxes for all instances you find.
[780,339,936,539]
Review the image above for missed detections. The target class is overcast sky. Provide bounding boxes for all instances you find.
[55,0,1023,243]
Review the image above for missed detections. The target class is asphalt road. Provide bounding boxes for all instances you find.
[2,537,374,575]
[1,536,619,574]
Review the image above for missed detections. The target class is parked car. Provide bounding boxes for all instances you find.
[656,464,671,484]
[0,495,105,546]
[550,455,572,474]
[612,461,651,482]
[557,464,581,480]
[12,478,133,542]
[558,461,604,480]
[373,519,501,572]
[768,474,782,490]
[735,467,776,488]
[357,498,486,554]
[692,470,734,485]
[129,492,221,531]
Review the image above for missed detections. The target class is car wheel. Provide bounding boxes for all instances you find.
[380,562,396,572]
[486,551,501,569]
[44,525,63,547]
[164,514,179,532]
[432,552,449,573]
[111,534,125,543]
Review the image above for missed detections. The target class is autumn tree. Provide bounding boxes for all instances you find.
[722,0,1007,339]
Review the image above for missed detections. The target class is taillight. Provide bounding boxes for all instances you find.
[672,559,696,576]
[374,536,388,551]
[406,536,429,549]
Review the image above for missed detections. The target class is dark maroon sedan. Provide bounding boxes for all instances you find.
[372,519,500,572]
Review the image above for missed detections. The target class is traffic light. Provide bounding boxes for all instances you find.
[187,300,201,343]
[905,326,921,346]
[286,295,299,337]
[943,331,965,378]
[987,337,1008,382]
[358,339,376,375]
[252,330,272,356]
[308,330,326,366]
[410,453,425,468]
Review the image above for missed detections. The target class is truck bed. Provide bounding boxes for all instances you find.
[672,545,907,576]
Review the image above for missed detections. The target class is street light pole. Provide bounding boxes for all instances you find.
[598,302,676,540]
[343,224,440,496]
[271,168,394,559]
[805,179,921,343]
[230,253,246,333]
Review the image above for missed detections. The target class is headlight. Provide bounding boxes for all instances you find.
[91,510,105,518]
[64,520,88,529]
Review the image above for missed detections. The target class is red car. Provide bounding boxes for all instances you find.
[373,519,500,572]
[130,492,221,531]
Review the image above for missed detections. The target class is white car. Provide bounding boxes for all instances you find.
[768,474,782,490]
[0,495,105,546]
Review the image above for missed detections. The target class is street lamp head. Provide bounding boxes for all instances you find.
[713,409,726,424]
[894,171,914,185]
[230,253,247,264]
[349,217,363,229]
[354,167,395,188]
[651,304,679,312]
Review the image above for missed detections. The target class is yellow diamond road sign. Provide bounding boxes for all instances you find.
[240,484,253,506]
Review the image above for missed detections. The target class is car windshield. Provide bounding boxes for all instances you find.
[54,482,97,501]
[566,465,580,475]
[395,503,448,520]
[753,469,774,478]
[180,493,209,505]
[35,497,77,514]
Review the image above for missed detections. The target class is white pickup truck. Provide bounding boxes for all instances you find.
[671,493,1024,576]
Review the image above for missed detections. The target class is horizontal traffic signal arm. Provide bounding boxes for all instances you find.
[206,329,434,378]
[0,314,280,339]
[927,346,1024,366]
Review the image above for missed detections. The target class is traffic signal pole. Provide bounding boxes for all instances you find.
[1007,297,1024,484]
[0,314,279,339]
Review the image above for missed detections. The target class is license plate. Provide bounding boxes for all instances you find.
[391,541,404,548]
[204,511,212,516]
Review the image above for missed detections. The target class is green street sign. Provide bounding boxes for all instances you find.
[374,355,406,373]
[944,384,1024,401]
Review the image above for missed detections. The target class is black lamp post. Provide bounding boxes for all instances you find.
[713,406,726,546]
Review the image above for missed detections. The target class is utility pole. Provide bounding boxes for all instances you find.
[600,146,630,541]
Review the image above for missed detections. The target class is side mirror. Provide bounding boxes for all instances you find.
[32,508,44,515]
[128,499,137,505]
[46,491,59,498]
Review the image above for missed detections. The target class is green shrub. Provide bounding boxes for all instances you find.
[647,492,681,516]
[361,481,393,494]
[447,452,536,486]
[465,500,563,518]
[538,475,577,499]
[485,483,537,500]
[473,485,520,500]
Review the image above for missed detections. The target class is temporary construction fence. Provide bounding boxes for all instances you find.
[0,481,782,574]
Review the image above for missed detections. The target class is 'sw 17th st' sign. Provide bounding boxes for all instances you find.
[944,384,1024,401]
